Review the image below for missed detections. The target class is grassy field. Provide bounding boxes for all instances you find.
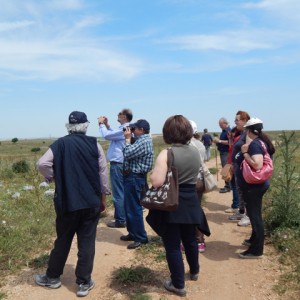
[0,130,299,299]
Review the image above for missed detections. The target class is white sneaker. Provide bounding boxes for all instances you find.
[237,215,251,226]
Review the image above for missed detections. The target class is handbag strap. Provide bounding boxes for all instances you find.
[258,139,270,157]
[167,148,174,171]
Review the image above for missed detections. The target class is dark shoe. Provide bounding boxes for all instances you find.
[242,239,252,247]
[219,187,230,193]
[190,273,199,281]
[120,234,135,241]
[239,251,263,259]
[35,274,61,289]
[164,279,186,297]
[127,241,148,249]
[77,279,95,297]
[107,221,126,228]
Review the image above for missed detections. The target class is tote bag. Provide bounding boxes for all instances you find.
[140,148,179,211]
[242,140,273,184]
[201,158,218,193]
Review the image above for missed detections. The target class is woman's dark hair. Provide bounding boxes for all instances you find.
[247,124,276,156]
[163,115,193,145]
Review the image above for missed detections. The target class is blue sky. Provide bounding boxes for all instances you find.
[1,0,300,140]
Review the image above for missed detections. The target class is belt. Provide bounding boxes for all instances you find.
[123,170,147,176]
[110,161,123,165]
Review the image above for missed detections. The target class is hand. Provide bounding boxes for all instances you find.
[100,194,107,213]
[241,144,249,153]
[123,127,132,139]
[98,116,106,124]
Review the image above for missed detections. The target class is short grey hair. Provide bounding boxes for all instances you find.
[65,122,89,134]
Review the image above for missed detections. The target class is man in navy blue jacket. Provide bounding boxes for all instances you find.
[35,111,110,297]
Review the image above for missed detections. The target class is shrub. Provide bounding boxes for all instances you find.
[12,160,30,173]
[264,131,300,231]
[11,138,18,144]
[31,147,41,153]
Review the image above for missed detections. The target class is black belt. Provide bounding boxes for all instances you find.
[123,170,146,176]
[110,161,123,165]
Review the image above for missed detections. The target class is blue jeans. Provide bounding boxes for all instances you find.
[123,172,148,243]
[47,207,100,284]
[242,185,269,255]
[110,163,126,225]
[162,223,199,289]
[205,146,211,161]
[231,175,239,209]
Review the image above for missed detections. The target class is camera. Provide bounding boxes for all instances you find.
[123,126,134,132]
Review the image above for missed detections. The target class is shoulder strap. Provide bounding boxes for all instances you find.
[167,148,174,171]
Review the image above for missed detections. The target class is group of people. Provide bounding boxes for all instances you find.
[34,109,274,297]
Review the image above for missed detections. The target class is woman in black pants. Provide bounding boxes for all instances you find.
[235,117,275,259]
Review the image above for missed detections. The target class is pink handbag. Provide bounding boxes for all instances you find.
[242,140,273,184]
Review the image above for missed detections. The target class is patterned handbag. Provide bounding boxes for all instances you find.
[140,148,179,211]
[242,140,273,184]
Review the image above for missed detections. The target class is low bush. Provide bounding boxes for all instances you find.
[12,160,30,173]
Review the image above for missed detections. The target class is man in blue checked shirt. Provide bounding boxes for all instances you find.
[120,119,154,249]
[98,109,133,228]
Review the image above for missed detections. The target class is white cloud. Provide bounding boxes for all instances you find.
[0,21,34,32]
[48,0,83,11]
[161,28,295,53]
[0,38,143,81]
[244,0,300,24]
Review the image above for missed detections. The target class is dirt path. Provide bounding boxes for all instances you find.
[2,160,281,300]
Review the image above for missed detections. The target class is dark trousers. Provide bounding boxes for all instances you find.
[242,186,268,255]
[162,223,199,289]
[47,207,100,285]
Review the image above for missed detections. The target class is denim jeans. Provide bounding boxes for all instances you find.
[123,172,148,243]
[219,151,230,189]
[205,146,211,161]
[110,163,126,225]
[47,207,100,284]
[231,175,239,209]
[242,185,268,255]
[162,223,199,289]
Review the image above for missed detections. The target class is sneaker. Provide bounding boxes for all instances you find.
[219,187,231,193]
[77,280,95,297]
[228,211,245,220]
[225,207,239,214]
[107,221,126,228]
[190,273,199,281]
[198,243,206,253]
[239,251,263,259]
[164,279,186,297]
[238,215,251,226]
[242,239,252,247]
[35,274,61,289]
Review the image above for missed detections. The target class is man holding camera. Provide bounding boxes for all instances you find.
[121,119,154,249]
[98,109,133,228]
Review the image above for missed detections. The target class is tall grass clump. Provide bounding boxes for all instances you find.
[263,131,300,298]
[264,131,300,230]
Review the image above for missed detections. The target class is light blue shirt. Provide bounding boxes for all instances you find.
[99,123,130,163]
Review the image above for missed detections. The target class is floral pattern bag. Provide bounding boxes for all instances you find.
[140,148,179,211]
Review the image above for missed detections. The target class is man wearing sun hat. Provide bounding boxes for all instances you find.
[35,111,110,297]
[120,119,154,249]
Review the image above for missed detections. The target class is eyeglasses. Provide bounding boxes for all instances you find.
[118,112,124,116]
[234,119,241,122]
